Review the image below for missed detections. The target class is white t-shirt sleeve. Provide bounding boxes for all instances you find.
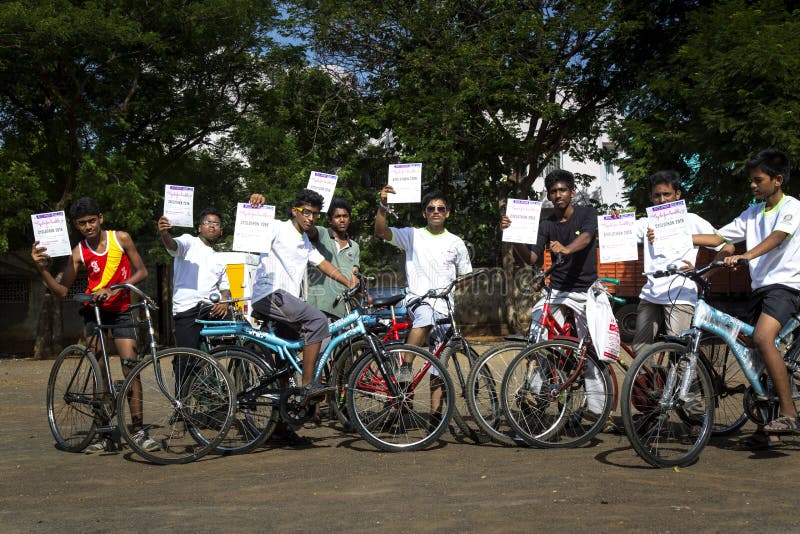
[455,240,472,276]
[716,207,750,244]
[775,204,800,236]
[168,234,192,258]
[307,246,325,267]
[635,217,648,243]
[389,226,414,250]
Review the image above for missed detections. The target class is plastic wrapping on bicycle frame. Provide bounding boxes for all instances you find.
[585,287,620,362]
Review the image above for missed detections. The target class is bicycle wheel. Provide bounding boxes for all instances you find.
[699,336,747,435]
[465,341,527,446]
[621,342,715,468]
[46,345,103,452]
[346,344,454,452]
[208,346,279,453]
[117,348,235,464]
[502,340,613,448]
[441,342,490,443]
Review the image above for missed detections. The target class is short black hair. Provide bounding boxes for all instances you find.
[544,169,576,192]
[293,188,324,210]
[745,149,790,184]
[68,197,101,220]
[328,197,352,215]
[421,191,450,211]
[649,170,682,193]
[197,207,223,227]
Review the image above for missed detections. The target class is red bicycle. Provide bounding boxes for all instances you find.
[466,256,634,446]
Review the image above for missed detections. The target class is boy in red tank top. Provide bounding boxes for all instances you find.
[32,197,158,453]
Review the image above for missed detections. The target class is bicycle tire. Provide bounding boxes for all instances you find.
[46,344,103,452]
[208,346,279,453]
[116,348,235,464]
[699,336,748,435]
[621,342,715,468]
[501,339,613,448]
[346,344,454,452]
[465,341,528,446]
[441,343,491,443]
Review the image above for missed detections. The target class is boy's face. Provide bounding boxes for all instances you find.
[547,181,574,210]
[329,208,351,234]
[422,198,450,226]
[291,203,321,233]
[73,214,103,240]
[197,214,223,242]
[650,183,681,206]
[749,169,783,201]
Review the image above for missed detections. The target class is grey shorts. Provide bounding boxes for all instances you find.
[80,307,136,340]
[252,289,329,345]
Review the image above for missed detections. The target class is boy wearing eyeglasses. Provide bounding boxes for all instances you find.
[248,189,355,403]
[158,208,231,349]
[375,186,473,381]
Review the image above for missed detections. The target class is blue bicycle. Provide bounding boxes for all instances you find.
[621,261,800,467]
[197,280,455,453]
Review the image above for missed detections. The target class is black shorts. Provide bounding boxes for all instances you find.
[80,307,137,340]
[749,284,800,327]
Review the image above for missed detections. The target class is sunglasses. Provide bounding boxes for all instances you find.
[425,205,447,213]
[201,220,222,227]
[295,206,321,219]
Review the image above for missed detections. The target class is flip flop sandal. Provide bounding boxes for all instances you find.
[762,415,799,434]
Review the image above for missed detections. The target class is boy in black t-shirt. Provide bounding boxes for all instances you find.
[502,169,599,340]
[502,170,605,415]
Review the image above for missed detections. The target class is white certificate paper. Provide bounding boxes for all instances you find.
[31,211,72,257]
[387,163,422,204]
[307,171,338,211]
[502,198,542,245]
[233,203,276,253]
[598,211,638,263]
[163,185,195,227]
[646,200,693,256]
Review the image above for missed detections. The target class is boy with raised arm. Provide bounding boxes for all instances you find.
[694,149,800,444]
[158,207,231,348]
[31,197,159,453]
[632,171,734,355]
[375,186,472,373]
[158,207,232,437]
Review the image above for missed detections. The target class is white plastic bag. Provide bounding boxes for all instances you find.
[585,287,621,363]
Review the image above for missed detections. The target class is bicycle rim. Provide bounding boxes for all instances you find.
[621,342,715,468]
[117,348,234,464]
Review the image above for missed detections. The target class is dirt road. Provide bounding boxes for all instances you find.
[2,358,799,533]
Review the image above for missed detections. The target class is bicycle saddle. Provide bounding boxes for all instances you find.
[370,293,405,309]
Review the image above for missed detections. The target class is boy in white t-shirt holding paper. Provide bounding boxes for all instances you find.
[694,149,800,442]
[375,186,472,387]
[632,171,734,355]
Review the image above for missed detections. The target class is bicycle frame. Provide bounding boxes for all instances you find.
[652,261,800,399]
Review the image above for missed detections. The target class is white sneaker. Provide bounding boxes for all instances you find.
[84,440,106,454]
[132,430,161,452]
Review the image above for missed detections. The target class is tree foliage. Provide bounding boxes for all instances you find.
[612,0,800,223]
[0,0,282,251]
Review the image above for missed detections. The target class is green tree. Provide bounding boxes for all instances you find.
[289,0,698,329]
[612,0,800,223]
[0,0,283,252]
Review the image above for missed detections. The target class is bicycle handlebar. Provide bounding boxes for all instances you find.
[406,268,488,307]
[109,283,159,310]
